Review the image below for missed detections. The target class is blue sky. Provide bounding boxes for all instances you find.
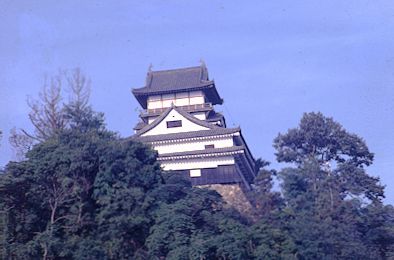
[1,1,394,202]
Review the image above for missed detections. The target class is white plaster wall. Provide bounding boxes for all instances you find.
[161,156,235,170]
[153,137,234,154]
[175,92,189,107]
[147,95,162,109]
[190,96,204,105]
[162,93,175,107]
[192,112,206,120]
[148,100,162,109]
[146,91,206,109]
[175,98,189,106]
[142,109,209,136]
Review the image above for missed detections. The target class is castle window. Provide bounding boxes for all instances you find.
[166,120,182,128]
[205,144,215,149]
[190,169,201,177]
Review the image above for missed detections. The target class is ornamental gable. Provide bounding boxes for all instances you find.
[141,108,210,136]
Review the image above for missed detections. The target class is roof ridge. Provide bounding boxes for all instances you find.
[150,66,202,74]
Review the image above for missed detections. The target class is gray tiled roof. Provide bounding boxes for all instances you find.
[131,127,240,143]
[158,145,245,159]
[134,66,211,92]
[206,111,224,122]
[132,65,223,108]
[133,121,147,131]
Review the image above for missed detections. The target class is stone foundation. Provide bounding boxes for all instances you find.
[199,183,253,216]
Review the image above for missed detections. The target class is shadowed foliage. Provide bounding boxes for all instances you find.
[1,109,393,259]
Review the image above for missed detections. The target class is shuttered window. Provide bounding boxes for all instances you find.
[166,120,182,128]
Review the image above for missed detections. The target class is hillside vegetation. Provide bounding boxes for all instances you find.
[1,81,394,259]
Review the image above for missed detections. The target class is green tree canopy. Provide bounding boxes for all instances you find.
[274,112,393,259]
[0,105,251,259]
[2,107,394,259]
[274,112,384,202]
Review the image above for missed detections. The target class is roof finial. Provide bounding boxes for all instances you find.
[145,63,154,87]
[199,59,208,80]
[199,59,206,68]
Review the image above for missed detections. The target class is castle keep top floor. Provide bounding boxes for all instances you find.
[132,65,223,109]
[132,65,226,127]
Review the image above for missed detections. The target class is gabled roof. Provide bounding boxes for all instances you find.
[135,105,219,136]
[132,65,223,108]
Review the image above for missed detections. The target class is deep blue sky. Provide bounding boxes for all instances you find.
[1,1,394,202]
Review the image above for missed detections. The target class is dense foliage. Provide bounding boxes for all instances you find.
[1,110,394,259]
[272,112,394,259]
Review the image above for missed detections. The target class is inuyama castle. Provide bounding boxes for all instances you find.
[131,64,256,211]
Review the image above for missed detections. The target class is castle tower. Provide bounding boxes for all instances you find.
[131,64,255,212]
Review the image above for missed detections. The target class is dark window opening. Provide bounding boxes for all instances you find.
[205,144,215,149]
[166,120,182,128]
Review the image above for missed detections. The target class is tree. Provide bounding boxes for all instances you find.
[274,112,384,204]
[146,188,253,259]
[9,68,92,160]
[249,215,296,259]
[251,159,283,218]
[1,105,253,259]
[274,112,393,259]
[3,104,394,259]
[26,74,66,141]
[1,106,111,259]
[9,127,34,161]
[93,140,163,259]
[359,203,394,259]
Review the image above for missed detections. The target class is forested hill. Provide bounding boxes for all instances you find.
[1,81,394,259]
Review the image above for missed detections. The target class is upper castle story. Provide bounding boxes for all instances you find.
[132,64,226,129]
